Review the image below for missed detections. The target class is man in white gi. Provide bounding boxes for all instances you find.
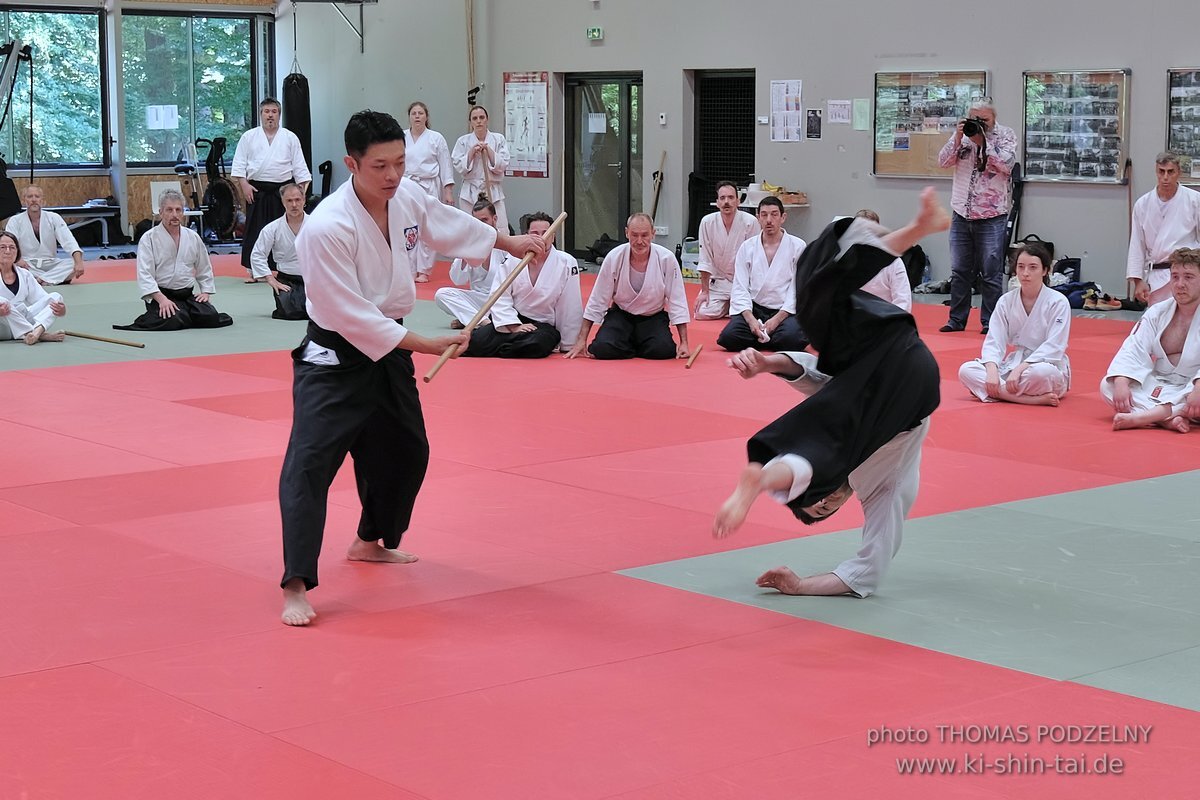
[250,182,308,320]
[231,97,312,274]
[695,181,759,319]
[1126,153,1200,306]
[565,213,690,360]
[716,196,808,352]
[433,196,507,329]
[6,184,85,285]
[114,189,232,332]
[466,211,583,358]
[1103,247,1200,432]
[0,230,68,344]
[404,101,455,282]
[279,109,545,626]
[712,188,950,597]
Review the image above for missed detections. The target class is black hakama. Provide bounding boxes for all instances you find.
[113,286,234,331]
[271,271,309,320]
[240,179,288,270]
[465,314,560,358]
[589,306,676,360]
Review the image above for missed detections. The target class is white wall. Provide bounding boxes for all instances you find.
[279,0,1190,291]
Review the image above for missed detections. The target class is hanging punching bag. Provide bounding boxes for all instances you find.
[282,72,313,195]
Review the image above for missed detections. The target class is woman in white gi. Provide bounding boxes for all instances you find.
[452,106,510,234]
[466,211,583,358]
[404,101,455,282]
[433,195,508,328]
[0,231,68,345]
[958,243,1071,406]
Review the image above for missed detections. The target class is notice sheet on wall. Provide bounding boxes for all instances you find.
[770,79,803,142]
[504,71,549,178]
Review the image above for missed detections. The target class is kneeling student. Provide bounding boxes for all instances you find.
[466,211,582,358]
[250,182,309,320]
[434,194,508,329]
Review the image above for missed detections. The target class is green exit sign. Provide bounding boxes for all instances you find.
[586,26,604,41]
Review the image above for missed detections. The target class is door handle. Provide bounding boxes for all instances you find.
[607,161,623,178]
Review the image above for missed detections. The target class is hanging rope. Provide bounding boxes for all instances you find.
[465,0,476,96]
[290,4,302,75]
[26,45,33,180]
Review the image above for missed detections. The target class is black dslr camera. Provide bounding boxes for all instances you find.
[962,116,988,137]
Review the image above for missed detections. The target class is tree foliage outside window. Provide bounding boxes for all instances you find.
[123,14,253,164]
[0,9,104,166]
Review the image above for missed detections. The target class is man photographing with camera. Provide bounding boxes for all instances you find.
[936,97,1018,334]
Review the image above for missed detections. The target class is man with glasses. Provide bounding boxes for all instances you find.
[936,97,1017,335]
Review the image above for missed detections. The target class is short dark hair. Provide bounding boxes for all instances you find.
[344,109,405,160]
[1013,242,1052,272]
[525,211,553,228]
[469,105,489,121]
[260,97,281,110]
[715,180,738,195]
[757,196,784,214]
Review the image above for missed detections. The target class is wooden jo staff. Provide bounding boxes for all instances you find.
[684,342,703,369]
[423,210,568,383]
[64,330,145,348]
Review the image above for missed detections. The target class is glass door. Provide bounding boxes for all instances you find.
[564,73,642,258]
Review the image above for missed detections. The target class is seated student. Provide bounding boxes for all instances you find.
[7,184,85,285]
[434,194,508,329]
[114,189,233,332]
[1102,246,1200,432]
[853,209,913,312]
[250,182,309,320]
[716,196,808,352]
[0,231,68,344]
[465,211,582,358]
[958,243,1070,406]
[695,180,760,320]
[566,212,690,360]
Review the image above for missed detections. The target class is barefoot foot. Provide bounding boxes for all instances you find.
[1032,392,1060,407]
[755,568,853,596]
[1112,412,1140,431]
[713,463,764,539]
[756,567,806,594]
[414,273,430,283]
[346,538,420,563]
[23,325,45,346]
[281,581,317,626]
[916,186,951,235]
[1161,416,1191,433]
[39,330,66,343]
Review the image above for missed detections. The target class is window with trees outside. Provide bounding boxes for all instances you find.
[0,8,105,167]
[122,13,256,166]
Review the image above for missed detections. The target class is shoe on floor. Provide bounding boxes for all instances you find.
[939,324,965,332]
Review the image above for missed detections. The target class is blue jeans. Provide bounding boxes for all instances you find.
[947,212,1007,329]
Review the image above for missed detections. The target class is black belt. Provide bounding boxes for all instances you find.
[1150,262,1171,270]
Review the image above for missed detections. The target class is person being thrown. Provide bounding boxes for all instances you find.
[712,187,949,597]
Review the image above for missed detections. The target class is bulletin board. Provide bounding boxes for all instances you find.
[873,70,988,178]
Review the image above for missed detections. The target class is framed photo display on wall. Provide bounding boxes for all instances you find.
[873,70,988,178]
[1023,69,1131,184]
[1168,68,1200,184]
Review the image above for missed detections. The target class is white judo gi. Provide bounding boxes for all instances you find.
[230,126,312,185]
[434,249,508,326]
[0,266,64,339]
[451,131,510,233]
[136,223,217,299]
[5,210,82,285]
[860,258,913,312]
[767,352,928,598]
[729,233,807,317]
[1126,185,1200,304]
[583,242,690,326]
[249,214,306,280]
[404,128,455,277]
[959,285,1071,401]
[486,248,584,351]
[1100,298,1200,413]
[696,210,759,319]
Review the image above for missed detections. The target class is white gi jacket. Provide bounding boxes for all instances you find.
[1103,298,1200,407]
[583,243,690,325]
[0,266,62,338]
[136,224,216,299]
[230,127,312,184]
[297,176,497,361]
[1126,185,1200,297]
[250,214,306,279]
[487,248,583,350]
[404,129,454,196]
[980,286,1071,376]
[730,233,807,315]
[6,210,80,284]
[860,258,913,312]
[451,131,509,205]
[698,210,759,282]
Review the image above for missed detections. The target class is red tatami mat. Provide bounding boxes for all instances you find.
[2,296,1198,798]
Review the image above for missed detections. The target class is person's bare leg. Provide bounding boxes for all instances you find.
[878,186,951,254]
[346,537,420,563]
[1112,405,1173,430]
[713,461,797,539]
[756,567,853,596]
[281,577,317,626]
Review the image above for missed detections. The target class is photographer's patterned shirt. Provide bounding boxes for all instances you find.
[938,123,1018,220]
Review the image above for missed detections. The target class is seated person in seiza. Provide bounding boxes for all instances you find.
[716,196,808,352]
[0,231,68,344]
[7,184,85,285]
[466,210,582,358]
[1101,246,1200,433]
[958,242,1070,406]
[250,182,309,320]
[566,212,691,360]
[114,189,233,332]
[434,193,509,329]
